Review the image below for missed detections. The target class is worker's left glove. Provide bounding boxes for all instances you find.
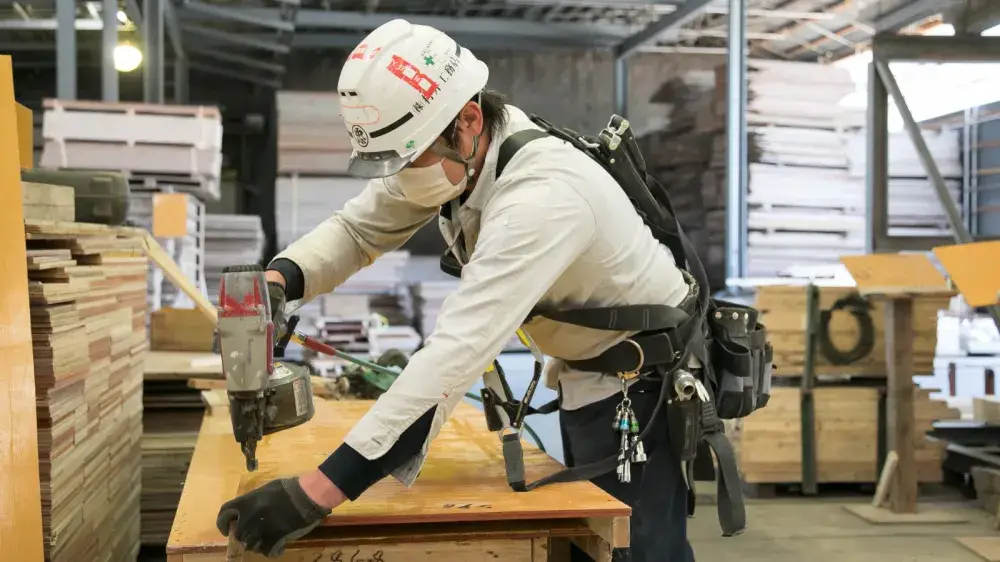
[216,477,331,558]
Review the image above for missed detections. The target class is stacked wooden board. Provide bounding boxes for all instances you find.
[22,181,75,222]
[636,71,723,288]
[274,175,368,249]
[203,214,265,304]
[638,60,965,284]
[140,351,219,545]
[25,219,147,561]
[755,284,948,377]
[845,129,963,237]
[733,386,959,484]
[711,60,866,279]
[39,99,223,201]
[277,91,352,175]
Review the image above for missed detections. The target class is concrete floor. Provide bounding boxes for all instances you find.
[687,495,996,562]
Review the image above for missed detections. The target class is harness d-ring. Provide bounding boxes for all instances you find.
[617,338,644,380]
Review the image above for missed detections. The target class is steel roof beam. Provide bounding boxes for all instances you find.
[188,45,286,74]
[183,22,291,54]
[178,7,637,42]
[189,60,282,89]
[613,0,715,58]
[180,0,295,32]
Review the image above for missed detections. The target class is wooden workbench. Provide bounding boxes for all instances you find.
[167,399,631,561]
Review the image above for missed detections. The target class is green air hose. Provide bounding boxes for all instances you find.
[818,293,876,365]
[343,349,547,453]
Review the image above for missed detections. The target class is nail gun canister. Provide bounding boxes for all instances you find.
[262,361,316,435]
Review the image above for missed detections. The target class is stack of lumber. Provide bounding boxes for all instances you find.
[733,386,959,484]
[710,60,865,278]
[636,71,722,288]
[25,219,147,561]
[274,175,367,249]
[755,284,949,377]
[411,279,524,352]
[127,191,206,310]
[22,180,75,222]
[39,99,222,201]
[140,351,219,545]
[203,214,265,303]
[845,129,962,237]
[277,91,353,175]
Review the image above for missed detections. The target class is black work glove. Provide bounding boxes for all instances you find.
[267,281,289,342]
[216,477,331,558]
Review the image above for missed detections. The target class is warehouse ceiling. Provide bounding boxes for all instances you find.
[0,0,978,87]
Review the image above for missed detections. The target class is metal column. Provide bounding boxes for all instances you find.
[865,61,889,254]
[724,0,748,281]
[56,0,76,100]
[174,56,189,104]
[101,0,119,102]
[143,0,165,103]
[613,57,628,118]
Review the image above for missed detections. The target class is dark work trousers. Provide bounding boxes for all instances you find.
[560,381,695,562]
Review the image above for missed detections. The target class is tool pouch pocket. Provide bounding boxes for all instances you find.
[707,299,773,420]
[668,397,702,462]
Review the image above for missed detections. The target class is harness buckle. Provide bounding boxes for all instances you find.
[616,338,644,380]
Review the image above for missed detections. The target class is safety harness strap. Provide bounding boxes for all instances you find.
[485,120,748,537]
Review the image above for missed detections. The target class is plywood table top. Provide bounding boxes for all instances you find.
[167,399,630,555]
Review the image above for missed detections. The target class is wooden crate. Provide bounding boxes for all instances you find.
[734,386,959,484]
[754,284,950,377]
[41,99,222,149]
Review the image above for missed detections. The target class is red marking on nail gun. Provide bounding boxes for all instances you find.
[218,277,264,318]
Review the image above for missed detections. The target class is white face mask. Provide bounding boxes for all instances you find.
[396,162,469,208]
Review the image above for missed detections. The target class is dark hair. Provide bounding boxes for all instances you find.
[442,88,509,145]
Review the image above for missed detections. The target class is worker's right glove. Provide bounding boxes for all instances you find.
[267,281,289,341]
[216,477,331,558]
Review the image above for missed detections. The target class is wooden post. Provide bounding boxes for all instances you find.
[0,55,45,561]
[885,296,917,514]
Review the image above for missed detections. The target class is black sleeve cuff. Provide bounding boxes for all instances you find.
[266,258,305,301]
[318,406,436,501]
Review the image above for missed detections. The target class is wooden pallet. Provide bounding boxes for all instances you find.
[42,98,222,148]
[25,219,148,561]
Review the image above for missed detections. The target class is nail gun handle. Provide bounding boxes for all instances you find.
[274,315,299,358]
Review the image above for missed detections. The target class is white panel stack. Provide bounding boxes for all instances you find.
[40,99,223,201]
[126,191,206,311]
[708,60,866,278]
[277,91,353,176]
[204,214,266,303]
[274,174,369,249]
[845,129,963,237]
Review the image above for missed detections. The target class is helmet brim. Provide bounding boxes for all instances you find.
[346,150,412,179]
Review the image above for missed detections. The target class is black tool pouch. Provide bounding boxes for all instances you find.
[668,396,702,462]
[706,299,773,420]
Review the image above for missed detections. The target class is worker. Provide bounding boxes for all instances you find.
[215,18,747,562]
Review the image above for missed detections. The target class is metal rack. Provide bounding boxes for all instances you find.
[866,32,1000,333]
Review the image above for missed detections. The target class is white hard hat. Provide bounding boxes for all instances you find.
[337,19,490,179]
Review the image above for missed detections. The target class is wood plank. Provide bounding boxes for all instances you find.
[167,401,630,555]
[0,53,45,562]
[955,537,1000,562]
[840,253,954,297]
[16,102,32,168]
[886,297,918,514]
[933,241,1000,307]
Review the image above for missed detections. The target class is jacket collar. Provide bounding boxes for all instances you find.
[440,105,537,219]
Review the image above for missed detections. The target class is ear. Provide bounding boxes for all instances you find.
[457,101,484,137]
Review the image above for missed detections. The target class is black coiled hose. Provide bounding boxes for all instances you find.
[818,293,876,365]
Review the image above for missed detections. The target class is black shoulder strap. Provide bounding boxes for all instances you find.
[496,129,550,179]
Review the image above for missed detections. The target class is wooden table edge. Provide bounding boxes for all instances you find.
[165,514,629,561]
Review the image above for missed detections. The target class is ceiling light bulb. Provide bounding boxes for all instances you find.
[114,43,143,73]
